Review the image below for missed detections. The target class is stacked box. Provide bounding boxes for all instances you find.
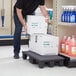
[29,34,59,55]
[27,15,48,35]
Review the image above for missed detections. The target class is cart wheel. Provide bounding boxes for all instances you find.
[59,60,64,66]
[33,59,37,64]
[22,54,27,60]
[38,62,44,68]
[48,61,54,67]
[29,57,34,64]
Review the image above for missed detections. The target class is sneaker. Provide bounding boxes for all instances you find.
[14,54,19,59]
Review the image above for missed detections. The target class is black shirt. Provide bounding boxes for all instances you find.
[14,0,45,18]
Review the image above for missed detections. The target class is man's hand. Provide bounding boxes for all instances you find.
[39,5,50,23]
[45,16,50,23]
[16,8,27,32]
[24,25,27,33]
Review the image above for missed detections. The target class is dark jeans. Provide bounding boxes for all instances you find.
[13,13,22,55]
[13,12,35,55]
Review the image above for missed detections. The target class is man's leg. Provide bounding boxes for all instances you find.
[13,13,22,59]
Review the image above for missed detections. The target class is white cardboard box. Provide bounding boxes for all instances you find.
[29,34,59,55]
[27,15,47,35]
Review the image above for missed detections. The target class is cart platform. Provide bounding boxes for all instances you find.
[22,51,64,68]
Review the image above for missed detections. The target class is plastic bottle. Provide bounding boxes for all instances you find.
[60,36,67,53]
[65,7,68,22]
[61,8,66,22]
[67,7,71,23]
[47,9,53,20]
[70,7,76,23]
[72,6,76,23]
[75,6,76,22]
[61,8,64,22]
[50,9,53,20]
[65,36,71,54]
[69,37,76,57]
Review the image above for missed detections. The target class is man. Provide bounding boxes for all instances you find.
[13,0,50,59]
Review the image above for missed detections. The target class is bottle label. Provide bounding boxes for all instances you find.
[72,47,76,55]
[70,15,75,22]
[62,44,64,52]
[67,15,70,22]
[65,14,67,22]
[62,15,64,22]
[66,45,69,53]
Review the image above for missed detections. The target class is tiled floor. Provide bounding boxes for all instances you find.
[0,45,76,76]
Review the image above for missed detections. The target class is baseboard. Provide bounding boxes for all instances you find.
[0,39,29,46]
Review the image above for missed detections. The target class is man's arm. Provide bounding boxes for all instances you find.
[39,5,50,23]
[16,8,27,32]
